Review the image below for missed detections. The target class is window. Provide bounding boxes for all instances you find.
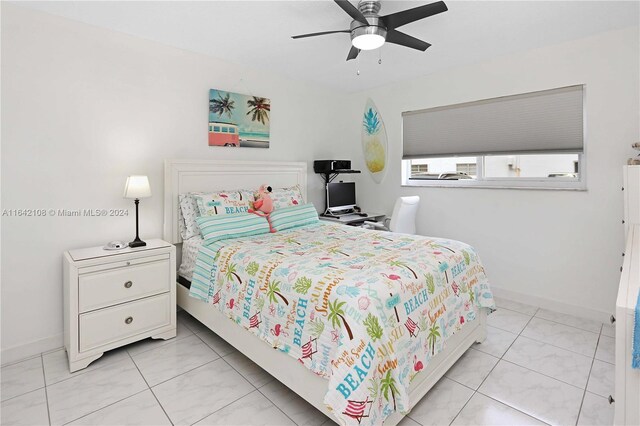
[406,153,581,187]
[221,127,228,133]
[409,157,476,180]
[402,85,585,189]
[229,128,236,134]
[213,126,220,132]
[411,163,429,175]
[456,163,477,177]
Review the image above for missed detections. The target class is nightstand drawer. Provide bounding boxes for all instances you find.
[79,293,171,352]
[79,259,170,312]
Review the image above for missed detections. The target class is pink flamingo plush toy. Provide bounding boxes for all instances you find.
[249,185,275,232]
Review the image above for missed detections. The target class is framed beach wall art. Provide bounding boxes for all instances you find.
[208,89,270,148]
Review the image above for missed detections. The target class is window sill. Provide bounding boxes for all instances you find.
[402,180,587,191]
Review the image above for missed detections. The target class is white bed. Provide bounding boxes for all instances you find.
[163,159,488,425]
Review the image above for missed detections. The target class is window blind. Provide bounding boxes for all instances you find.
[402,85,584,159]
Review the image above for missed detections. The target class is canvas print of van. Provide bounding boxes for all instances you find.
[208,89,270,148]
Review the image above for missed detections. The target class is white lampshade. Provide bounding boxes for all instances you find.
[123,175,151,199]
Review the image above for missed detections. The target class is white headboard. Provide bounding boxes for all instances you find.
[163,159,308,244]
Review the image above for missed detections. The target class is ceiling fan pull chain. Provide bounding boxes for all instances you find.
[378,48,382,65]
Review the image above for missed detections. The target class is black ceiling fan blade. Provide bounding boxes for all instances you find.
[381,1,448,30]
[334,0,368,25]
[292,30,350,39]
[346,46,360,61]
[386,30,431,51]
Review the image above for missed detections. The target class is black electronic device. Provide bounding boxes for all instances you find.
[327,182,357,213]
[314,160,352,174]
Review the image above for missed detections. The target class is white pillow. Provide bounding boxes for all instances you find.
[179,190,256,240]
[194,191,254,217]
[179,193,202,240]
[265,184,305,210]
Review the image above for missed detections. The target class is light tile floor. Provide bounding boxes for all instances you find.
[1,299,616,426]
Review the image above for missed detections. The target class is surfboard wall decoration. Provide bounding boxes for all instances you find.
[362,98,388,183]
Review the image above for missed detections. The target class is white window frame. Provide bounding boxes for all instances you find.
[402,153,586,190]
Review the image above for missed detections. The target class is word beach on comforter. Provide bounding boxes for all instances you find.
[190,222,494,425]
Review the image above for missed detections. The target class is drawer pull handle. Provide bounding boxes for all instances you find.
[125,316,133,325]
[124,281,133,289]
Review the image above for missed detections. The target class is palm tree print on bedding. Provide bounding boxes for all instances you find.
[189,222,495,425]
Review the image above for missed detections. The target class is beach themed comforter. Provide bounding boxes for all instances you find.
[190,222,494,425]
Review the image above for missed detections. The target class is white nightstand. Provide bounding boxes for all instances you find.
[63,239,177,372]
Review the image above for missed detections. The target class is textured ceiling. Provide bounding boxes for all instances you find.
[16,0,640,92]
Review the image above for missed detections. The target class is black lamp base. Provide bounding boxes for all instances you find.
[129,198,146,248]
[128,238,146,248]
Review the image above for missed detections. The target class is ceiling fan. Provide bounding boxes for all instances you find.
[292,0,448,61]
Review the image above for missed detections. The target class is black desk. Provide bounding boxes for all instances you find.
[319,212,385,226]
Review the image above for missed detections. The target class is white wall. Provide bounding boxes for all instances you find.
[0,4,347,361]
[346,26,639,320]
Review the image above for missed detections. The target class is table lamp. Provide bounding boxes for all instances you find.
[123,175,151,248]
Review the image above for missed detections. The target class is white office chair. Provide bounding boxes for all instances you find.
[364,196,420,234]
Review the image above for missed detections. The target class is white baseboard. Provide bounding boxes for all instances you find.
[1,333,63,366]
[491,285,614,325]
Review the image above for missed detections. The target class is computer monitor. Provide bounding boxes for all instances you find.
[327,182,356,213]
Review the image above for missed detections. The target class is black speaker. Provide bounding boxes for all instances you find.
[314,160,351,173]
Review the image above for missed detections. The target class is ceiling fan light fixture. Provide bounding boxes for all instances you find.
[351,25,387,50]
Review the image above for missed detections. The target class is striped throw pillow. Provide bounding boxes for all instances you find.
[196,214,271,243]
[270,204,319,232]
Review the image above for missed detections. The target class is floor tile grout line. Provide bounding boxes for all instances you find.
[447,310,536,426]
[175,317,297,424]
[0,352,43,368]
[255,385,302,426]
[475,392,554,426]
[218,355,262,391]
[41,323,196,390]
[146,357,220,389]
[219,352,276,388]
[0,384,47,404]
[575,334,601,426]
[511,332,600,361]
[41,349,131,388]
[187,388,263,426]
[40,354,52,426]
[124,323,194,357]
[0,357,49,404]
[214,354,298,424]
[494,306,598,425]
[496,305,603,334]
[508,310,592,392]
[59,389,150,426]
[126,351,175,426]
[492,317,602,359]
[191,330,230,358]
[445,388,475,426]
[472,310,561,426]
[497,358,586,392]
